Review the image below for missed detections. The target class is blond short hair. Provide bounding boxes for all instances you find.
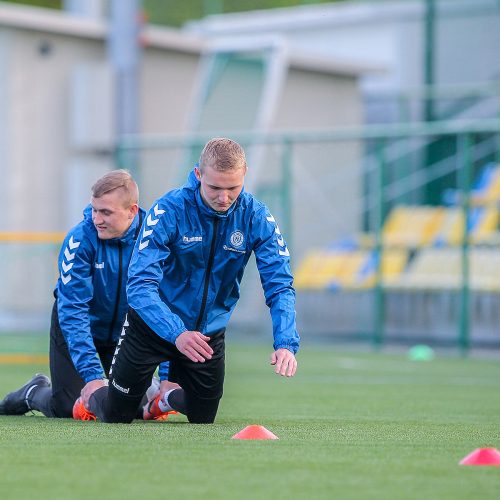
[199,138,247,172]
[91,170,139,207]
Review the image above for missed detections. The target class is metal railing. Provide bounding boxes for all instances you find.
[115,118,500,352]
[1,118,499,349]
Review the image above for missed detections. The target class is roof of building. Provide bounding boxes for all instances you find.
[0,2,376,77]
[186,0,498,35]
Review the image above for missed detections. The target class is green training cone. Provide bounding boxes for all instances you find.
[408,344,435,361]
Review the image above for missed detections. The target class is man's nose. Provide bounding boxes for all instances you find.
[93,213,103,224]
[218,191,229,203]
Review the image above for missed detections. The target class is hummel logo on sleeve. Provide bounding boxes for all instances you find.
[60,236,80,285]
[139,204,165,250]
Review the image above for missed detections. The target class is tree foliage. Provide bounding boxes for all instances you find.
[144,0,342,27]
[2,0,343,27]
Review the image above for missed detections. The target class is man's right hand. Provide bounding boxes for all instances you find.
[81,379,108,407]
[175,331,213,363]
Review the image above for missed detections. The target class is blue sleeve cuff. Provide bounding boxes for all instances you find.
[83,371,106,383]
[273,342,299,355]
[158,361,170,381]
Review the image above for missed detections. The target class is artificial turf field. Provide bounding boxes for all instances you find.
[1,335,500,499]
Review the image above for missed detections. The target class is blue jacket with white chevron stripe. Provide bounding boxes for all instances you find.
[55,205,146,383]
[127,169,299,378]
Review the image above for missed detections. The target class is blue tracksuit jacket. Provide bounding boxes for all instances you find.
[127,169,300,380]
[55,205,146,382]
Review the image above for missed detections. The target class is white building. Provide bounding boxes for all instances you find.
[187,0,500,122]
[0,2,368,330]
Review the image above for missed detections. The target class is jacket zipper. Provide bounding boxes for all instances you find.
[195,218,219,331]
[108,241,123,342]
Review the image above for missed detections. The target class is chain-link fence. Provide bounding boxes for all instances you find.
[2,118,500,353]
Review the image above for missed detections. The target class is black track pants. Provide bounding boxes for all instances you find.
[89,307,225,424]
[32,301,115,418]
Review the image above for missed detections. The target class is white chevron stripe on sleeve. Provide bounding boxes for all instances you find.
[60,273,71,285]
[61,261,74,273]
[139,204,165,251]
[265,214,290,258]
[68,236,81,250]
[146,214,160,226]
[64,247,76,262]
[154,204,165,216]
[60,236,80,283]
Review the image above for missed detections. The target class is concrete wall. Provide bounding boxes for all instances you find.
[0,27,107,232]
[0,4,366,331]
[141,48,200,135]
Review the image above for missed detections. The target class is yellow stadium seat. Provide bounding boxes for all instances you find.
[393,247,500,292]
[470,248,500,292]
[475,166,500,204]
[399,248,461,290]
[361,248,409,288]
[473,205,499,243]
[382,205,443,247]
[295,247,410,291]
[433,206,499,246]
[294,249,370,291]
[294,251,347,290]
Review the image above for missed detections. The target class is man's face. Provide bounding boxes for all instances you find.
[195,165,246,213]
[91,189,138,240]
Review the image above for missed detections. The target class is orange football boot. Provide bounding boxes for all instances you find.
[72,397,97,421]
[143,394,178,421]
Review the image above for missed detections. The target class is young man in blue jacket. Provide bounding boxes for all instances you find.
[78,138,299,424]
[0,170,169,418]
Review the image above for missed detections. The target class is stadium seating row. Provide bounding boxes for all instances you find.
[382,205,499,247]
[295,163,500,292]
[294,247,500,292]
[294,248,407,290]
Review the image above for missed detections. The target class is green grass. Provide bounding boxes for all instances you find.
[1,338,500,499]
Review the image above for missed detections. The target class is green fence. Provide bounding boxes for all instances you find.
[116,118,500,352]
[2,118,498,348]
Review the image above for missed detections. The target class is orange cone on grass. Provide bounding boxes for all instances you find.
[231,425,279,440]
[459,448,500,466]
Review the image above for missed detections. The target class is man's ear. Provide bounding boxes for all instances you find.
[194,167,201,181]
[129,203,139,219]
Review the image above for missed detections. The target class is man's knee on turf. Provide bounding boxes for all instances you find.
[96,384,145,423]
[185,396,220,424]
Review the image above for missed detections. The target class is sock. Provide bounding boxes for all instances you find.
[28,386,54,417]
[88,386,109,421]
[160,388,186,415]
[158,389,176,412]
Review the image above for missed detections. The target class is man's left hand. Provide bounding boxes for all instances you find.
[270,348,297,377]
[81,379,108,407]
[159,380,181,400]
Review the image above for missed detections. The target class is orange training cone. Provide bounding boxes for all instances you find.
[459,448,500,466]
[231,425,279,440]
